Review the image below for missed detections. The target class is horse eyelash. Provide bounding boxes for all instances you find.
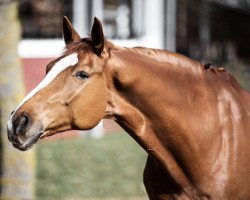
[75,71,89,79]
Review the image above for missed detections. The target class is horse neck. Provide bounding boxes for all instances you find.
[104,46,250,197]
[105,46,207,144]
[105,47,217,193]
[106,47,213,150]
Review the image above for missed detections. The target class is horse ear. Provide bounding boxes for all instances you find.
[91,17,105,55]
[62,16,81,44]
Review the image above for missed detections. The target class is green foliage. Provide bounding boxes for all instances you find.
[36,133,147,200]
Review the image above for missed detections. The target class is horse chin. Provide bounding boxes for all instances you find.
[12,131,43,151]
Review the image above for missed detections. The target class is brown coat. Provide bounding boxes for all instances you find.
[7,17,250,199]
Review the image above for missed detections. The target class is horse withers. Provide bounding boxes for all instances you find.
[7,17,250,199]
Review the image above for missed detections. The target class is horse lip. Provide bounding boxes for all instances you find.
[40,130,53,139]
[12,132,43,151]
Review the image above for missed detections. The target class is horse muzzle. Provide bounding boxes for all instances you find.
[7,112,43,151]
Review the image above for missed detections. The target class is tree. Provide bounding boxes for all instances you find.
[0,1,35,199]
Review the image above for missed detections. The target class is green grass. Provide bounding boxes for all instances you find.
[36,132,147,200]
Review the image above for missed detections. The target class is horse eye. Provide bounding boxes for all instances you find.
[75,71,89,80]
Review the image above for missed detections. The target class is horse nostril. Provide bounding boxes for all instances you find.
[20,115,29,126]
[15,113,30,135]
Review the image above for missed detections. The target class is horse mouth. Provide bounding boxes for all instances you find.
[12,132,43,151]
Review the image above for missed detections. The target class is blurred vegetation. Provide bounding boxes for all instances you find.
[226,61,250,91]
[36,133,147,200]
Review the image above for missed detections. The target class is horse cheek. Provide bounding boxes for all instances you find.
[70,77,107,130]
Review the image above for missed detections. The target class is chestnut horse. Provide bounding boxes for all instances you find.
[7,17,250,199]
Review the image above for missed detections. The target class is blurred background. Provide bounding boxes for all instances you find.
[0,0,249,199]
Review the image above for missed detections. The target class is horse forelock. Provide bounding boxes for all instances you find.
[46,37,115,74]
[64,37,114,56]
[65,37,93,55]
[45,38,92,74]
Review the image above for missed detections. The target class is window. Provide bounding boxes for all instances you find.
[103,0,144,39]
[18,0,162,57]
[19,0,144,40]
[19,0,73,39]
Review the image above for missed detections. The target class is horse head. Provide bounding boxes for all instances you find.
[7,17,109,151]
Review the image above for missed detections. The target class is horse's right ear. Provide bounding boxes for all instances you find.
[62,16,81,44]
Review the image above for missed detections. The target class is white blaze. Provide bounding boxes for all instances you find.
[15,53,78,112]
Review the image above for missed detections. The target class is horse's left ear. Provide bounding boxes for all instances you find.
[91,17,105,55]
